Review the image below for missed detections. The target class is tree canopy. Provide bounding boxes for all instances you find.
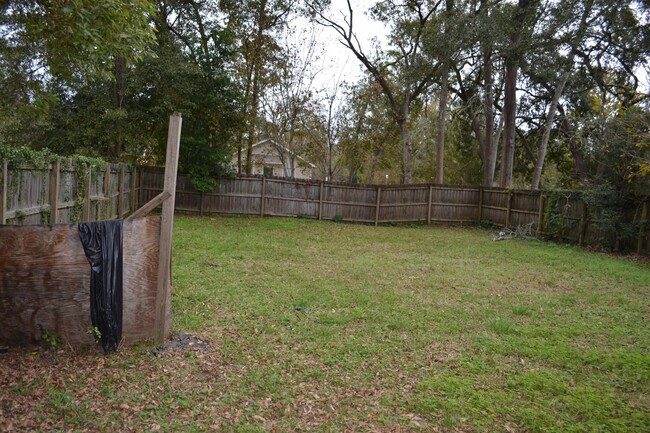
[0,0,648,194]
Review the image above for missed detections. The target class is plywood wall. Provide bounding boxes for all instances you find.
[0,216,169,347]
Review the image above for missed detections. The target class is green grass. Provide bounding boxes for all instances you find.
[2,215,649,432]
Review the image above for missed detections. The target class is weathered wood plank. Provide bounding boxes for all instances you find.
[155,113,181,343]
[0,224,91,346]
[0,216,163,347]
[122,216,165,345]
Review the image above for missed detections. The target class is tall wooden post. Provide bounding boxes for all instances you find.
[318,181,324,220]
[375,187,382,227]
[49,160,60,224]
[578,202,588,246]
[154,113,182,344]
[130,167,137,213]
[0,159,7,224]
[638,199,648,254]
[260,176,267,217]
[118,166,125,217]
[81,168,92,221]
[505,190,513,228]
[138,168,145,209]
[104,165,111,219]
[537,192,545,236]
[427,185,433,224]
[477,187,484,221]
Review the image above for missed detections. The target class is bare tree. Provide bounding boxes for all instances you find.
[308,0,443,184]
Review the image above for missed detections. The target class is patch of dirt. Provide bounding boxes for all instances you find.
[147,331,211,356]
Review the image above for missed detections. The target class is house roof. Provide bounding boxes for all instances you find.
[251,139,317,168]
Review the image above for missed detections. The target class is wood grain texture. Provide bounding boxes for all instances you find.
[0,216,166,347]
[122,216,167,345]
[0,223,92,346]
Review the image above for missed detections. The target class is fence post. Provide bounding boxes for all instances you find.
[477,186,484,221]
[130,167,137,213]
[537,192,545,236]
[82,168,92,221]
[318,181,324,220]
[638,199,648,254]
[155,113,182,344]
[103,164,111,219]
[505,190,513,228]
[578,202,588,246]
[118,166,125,217]
[260,176,266,217]
[138,168,145,209]
[427,185,433,224]
[375,187,381,227]
[49,160,60,224]
[0,159,6,224]
[200,191,205,216]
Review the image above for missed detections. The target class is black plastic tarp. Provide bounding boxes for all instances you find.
[78,219,123,352]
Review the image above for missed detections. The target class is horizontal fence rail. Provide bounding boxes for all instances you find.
[141,168,650,254]
[0,160,140,225]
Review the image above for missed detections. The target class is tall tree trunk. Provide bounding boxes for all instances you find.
[500,57,517,187]
[531,71,570,189]
[480,0,496,186]
[244,0,268,175]
[483,47,497,186]
[435,63,449,185]
[530,0,592,190]
[499,0,535,188]
[245,60,262,174]
[400,97,412,184]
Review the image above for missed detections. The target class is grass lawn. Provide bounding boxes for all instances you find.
[2,215,649,432]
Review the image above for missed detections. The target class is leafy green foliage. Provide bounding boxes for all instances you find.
[4,0,156,79]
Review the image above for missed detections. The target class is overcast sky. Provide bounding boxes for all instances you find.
[306,0,389,93]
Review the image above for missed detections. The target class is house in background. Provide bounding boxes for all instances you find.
[232,138,316,179]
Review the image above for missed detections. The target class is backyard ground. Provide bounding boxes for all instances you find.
[1,215,649,432]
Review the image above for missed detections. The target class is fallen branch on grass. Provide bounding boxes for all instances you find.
[492,222,536,241]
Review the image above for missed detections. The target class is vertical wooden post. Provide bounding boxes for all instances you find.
[82,168,92,221]
[375,187,382,227]
[537,192,545,236]
[637,199,648,254]
[138,168,145,209]
[0,159,7,224]
[260,176,266,217]
[200,191,205,216]
[118,166,125,217]
[130,167,137,213]
[477,186,484,221]
[318,181,324,220]
[154,113,182,344]
[427,185,433,224]
[49,160,60,224]
[103,165,111,219]
[505,190,513,228]
[578,202,588,246]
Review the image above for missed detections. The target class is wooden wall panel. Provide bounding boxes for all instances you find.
[0,223,92,346]
[0,216,165,348]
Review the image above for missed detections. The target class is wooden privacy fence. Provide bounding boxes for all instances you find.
[141,169,650,254]
[0,159,141,225]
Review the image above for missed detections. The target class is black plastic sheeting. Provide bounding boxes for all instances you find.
[78,220,123,352]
